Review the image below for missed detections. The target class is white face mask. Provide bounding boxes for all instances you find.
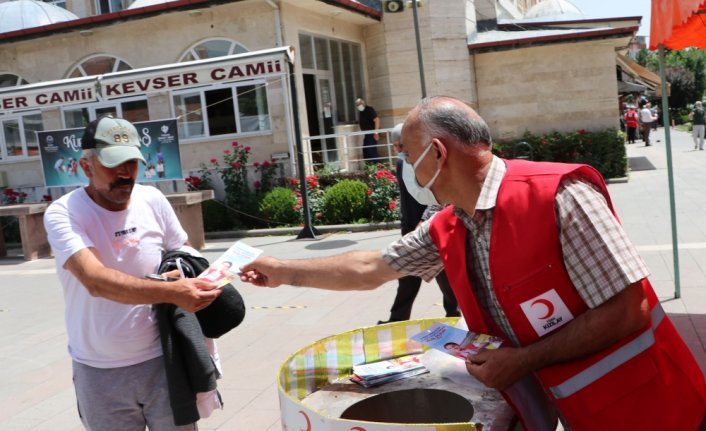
[401,142,441,206]
[356,104,365,112]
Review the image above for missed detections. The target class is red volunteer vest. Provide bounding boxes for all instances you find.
[625,110,638,128]
[429,159,706,430]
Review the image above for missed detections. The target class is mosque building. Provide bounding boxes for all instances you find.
[0,0,641,199]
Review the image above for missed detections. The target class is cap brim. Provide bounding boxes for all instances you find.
[95,145,146,168]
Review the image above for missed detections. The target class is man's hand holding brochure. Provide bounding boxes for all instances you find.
[198,241,263,289]
[411,322,502,360]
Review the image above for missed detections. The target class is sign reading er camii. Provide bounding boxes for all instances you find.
[0,47,292,112]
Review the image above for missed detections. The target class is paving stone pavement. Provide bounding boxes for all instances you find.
[0,126,704,430]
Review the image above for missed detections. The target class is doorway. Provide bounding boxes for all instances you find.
[303,73,337,168]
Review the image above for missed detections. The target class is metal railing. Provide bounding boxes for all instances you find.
[301,127,399,174]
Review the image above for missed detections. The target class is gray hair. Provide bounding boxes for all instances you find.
[391,123,404,142]
[81,149,97,167]
[416,96,492,148]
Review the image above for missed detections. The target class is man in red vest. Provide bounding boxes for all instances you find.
[241,96,706,430]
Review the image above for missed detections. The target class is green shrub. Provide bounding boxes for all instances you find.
[493,128,627,179]
[260,187,300,227]
[320,179,369,224]
[317,170,369,188]
[0,216,19,243]
[201,200,237,232]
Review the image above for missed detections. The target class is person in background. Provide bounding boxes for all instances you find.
[355,98,380,162]
[639,101,657,146]
[240,96,706,431]
[690,100,706,150]
[624,105,638,144]
[44,115,221,431]
[378,123,460,324]
[651,104,659,130]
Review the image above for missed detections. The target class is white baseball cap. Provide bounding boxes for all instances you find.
[81,115,146,168]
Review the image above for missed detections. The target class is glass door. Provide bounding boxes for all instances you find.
[317,78,338,163]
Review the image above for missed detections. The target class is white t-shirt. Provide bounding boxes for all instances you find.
[44,184,187,368]
[639,107,654,123]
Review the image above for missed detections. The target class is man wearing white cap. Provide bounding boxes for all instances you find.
[44,115,222,430]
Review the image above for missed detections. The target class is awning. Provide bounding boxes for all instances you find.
[650,0,706,49]
[616,54,669,97]
[618,81,647,93]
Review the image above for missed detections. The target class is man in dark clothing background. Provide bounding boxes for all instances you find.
[378,123,460,324]
[355,98,380,162]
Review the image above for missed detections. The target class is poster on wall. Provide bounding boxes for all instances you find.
[37,119,183,188]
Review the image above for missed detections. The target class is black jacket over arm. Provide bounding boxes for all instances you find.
[156,304,218,426]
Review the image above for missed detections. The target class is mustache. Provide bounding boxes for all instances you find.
[109,178,135,190]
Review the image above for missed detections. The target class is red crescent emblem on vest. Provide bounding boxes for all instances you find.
[350,427,367,431]
[298,410,312,431]
[531,298,555,319]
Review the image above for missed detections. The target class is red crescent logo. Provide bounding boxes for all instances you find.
[298,410,312,431]
[350,427,367,431]
[531,298,555,319]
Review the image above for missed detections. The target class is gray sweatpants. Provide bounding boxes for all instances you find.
[72,356,198,431]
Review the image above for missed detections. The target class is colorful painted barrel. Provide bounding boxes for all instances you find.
[277,318,514,431]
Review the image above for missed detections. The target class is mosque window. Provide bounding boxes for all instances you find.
[179,39,249,62]
[174,39,269,140]
[0,113,43,161]
[96,0,124,14]
[299,33,364,124]
[67,55,132,78]
[0,74,29,88]
[172,82,270,139]
[42,0,67,9]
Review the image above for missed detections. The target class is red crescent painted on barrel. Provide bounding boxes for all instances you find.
[298,410,311,431]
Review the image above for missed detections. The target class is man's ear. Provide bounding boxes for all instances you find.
[79,158,93,178]
[433,139,448,162]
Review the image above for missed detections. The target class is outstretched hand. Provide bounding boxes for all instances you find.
[240,256,285,288]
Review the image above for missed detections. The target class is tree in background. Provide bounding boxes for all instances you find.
[636,48,705,110]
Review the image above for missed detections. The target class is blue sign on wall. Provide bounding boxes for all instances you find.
[38,119,183,188]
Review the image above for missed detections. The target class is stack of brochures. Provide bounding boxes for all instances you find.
[350,354,429,388]
[410,322,503,360]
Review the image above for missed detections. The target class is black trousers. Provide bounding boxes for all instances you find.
[387,270,460,321]
[626,127,637,143]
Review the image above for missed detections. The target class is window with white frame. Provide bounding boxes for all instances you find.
[95,0,124,14]
[179,38,249,62]
[42,0,67,9]
[67,55,132,78]
[62,97,149,129]
[0,112,43,161]
[0,73,29,88]
[172,82,270,140]
[299,33,364,124]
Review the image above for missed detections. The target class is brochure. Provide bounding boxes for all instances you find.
[350,367,429,388]
[350,353,429,388]
[410,323,503,360]
[197,240,263,288]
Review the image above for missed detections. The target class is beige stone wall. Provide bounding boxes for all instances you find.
[474,41,620,141]
[278,0,366,139]
[3,2,277,83]
[367,0,476,128]
[0,2,290,188]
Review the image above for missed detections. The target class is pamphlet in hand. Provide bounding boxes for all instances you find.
[197,240,263,288]
[350,353,428,388]
[410,323,503,360]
